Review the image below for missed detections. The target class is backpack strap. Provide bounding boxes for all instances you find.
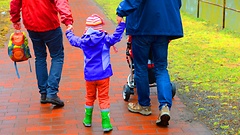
[14,61,20,79]
[28,59,32,72]
[14,59,32,79]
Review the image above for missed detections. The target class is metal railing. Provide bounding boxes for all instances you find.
[182,0,240,32]
[197,0,240,29]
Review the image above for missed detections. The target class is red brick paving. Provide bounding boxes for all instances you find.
[0,0,214,134]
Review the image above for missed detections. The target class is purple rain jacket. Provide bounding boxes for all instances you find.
[66,22,126,81]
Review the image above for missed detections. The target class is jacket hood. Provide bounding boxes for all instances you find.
[81,28,106,46]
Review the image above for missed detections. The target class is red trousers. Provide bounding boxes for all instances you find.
[85,78,110,109]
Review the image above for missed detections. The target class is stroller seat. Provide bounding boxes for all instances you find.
[122,36,176,101]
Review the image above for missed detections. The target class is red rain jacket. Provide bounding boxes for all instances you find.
[10,0,73,32]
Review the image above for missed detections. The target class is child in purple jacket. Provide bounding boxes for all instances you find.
[66,14,125,132]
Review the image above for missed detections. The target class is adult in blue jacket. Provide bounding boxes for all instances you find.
[116,0,183,126]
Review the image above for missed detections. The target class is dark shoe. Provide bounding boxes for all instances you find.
[156,104,170,126]
[46,96,64,107]
[40,94,47,104]
[128,102,151,116]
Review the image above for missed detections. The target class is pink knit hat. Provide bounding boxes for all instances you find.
[85,14,105,31]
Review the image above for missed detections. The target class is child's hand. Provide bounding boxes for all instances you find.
[67,24,73,31]
[120,17,125,23]
[116,16,124,24]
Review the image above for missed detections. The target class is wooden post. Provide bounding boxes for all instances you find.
[222,0,226,29]
[197,0,200,18]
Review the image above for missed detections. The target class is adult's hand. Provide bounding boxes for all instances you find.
[13,22,21,30]
[116,16,124,24]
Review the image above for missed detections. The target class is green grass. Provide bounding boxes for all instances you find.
[0,0,11,48]
[95,0,120,24]
[169,12,240,96]
[94,0,240,134]
[0,0,10,12]
[169,12,240,90]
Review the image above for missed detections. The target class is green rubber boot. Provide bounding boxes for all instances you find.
[83,106,93,127]
[101,109,113,132]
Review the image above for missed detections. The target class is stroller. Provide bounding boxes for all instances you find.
[122,36,177,101]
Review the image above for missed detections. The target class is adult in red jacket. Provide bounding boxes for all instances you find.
[10,0,74,107]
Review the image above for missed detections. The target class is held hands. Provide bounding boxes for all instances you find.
[67,24,73,31]
[116,16,124,24]
[13,22,21,30]
[114,15,124,53]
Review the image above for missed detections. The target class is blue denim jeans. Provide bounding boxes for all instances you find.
[27,27,64,98]
[132,35,172,110]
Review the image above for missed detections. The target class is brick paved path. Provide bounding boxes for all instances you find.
[0,0,214,134]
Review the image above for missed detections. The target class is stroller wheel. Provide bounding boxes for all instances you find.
[171,82,177,98]
[123,84,131,101]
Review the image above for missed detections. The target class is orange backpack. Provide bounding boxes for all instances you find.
[8,31,32,78]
